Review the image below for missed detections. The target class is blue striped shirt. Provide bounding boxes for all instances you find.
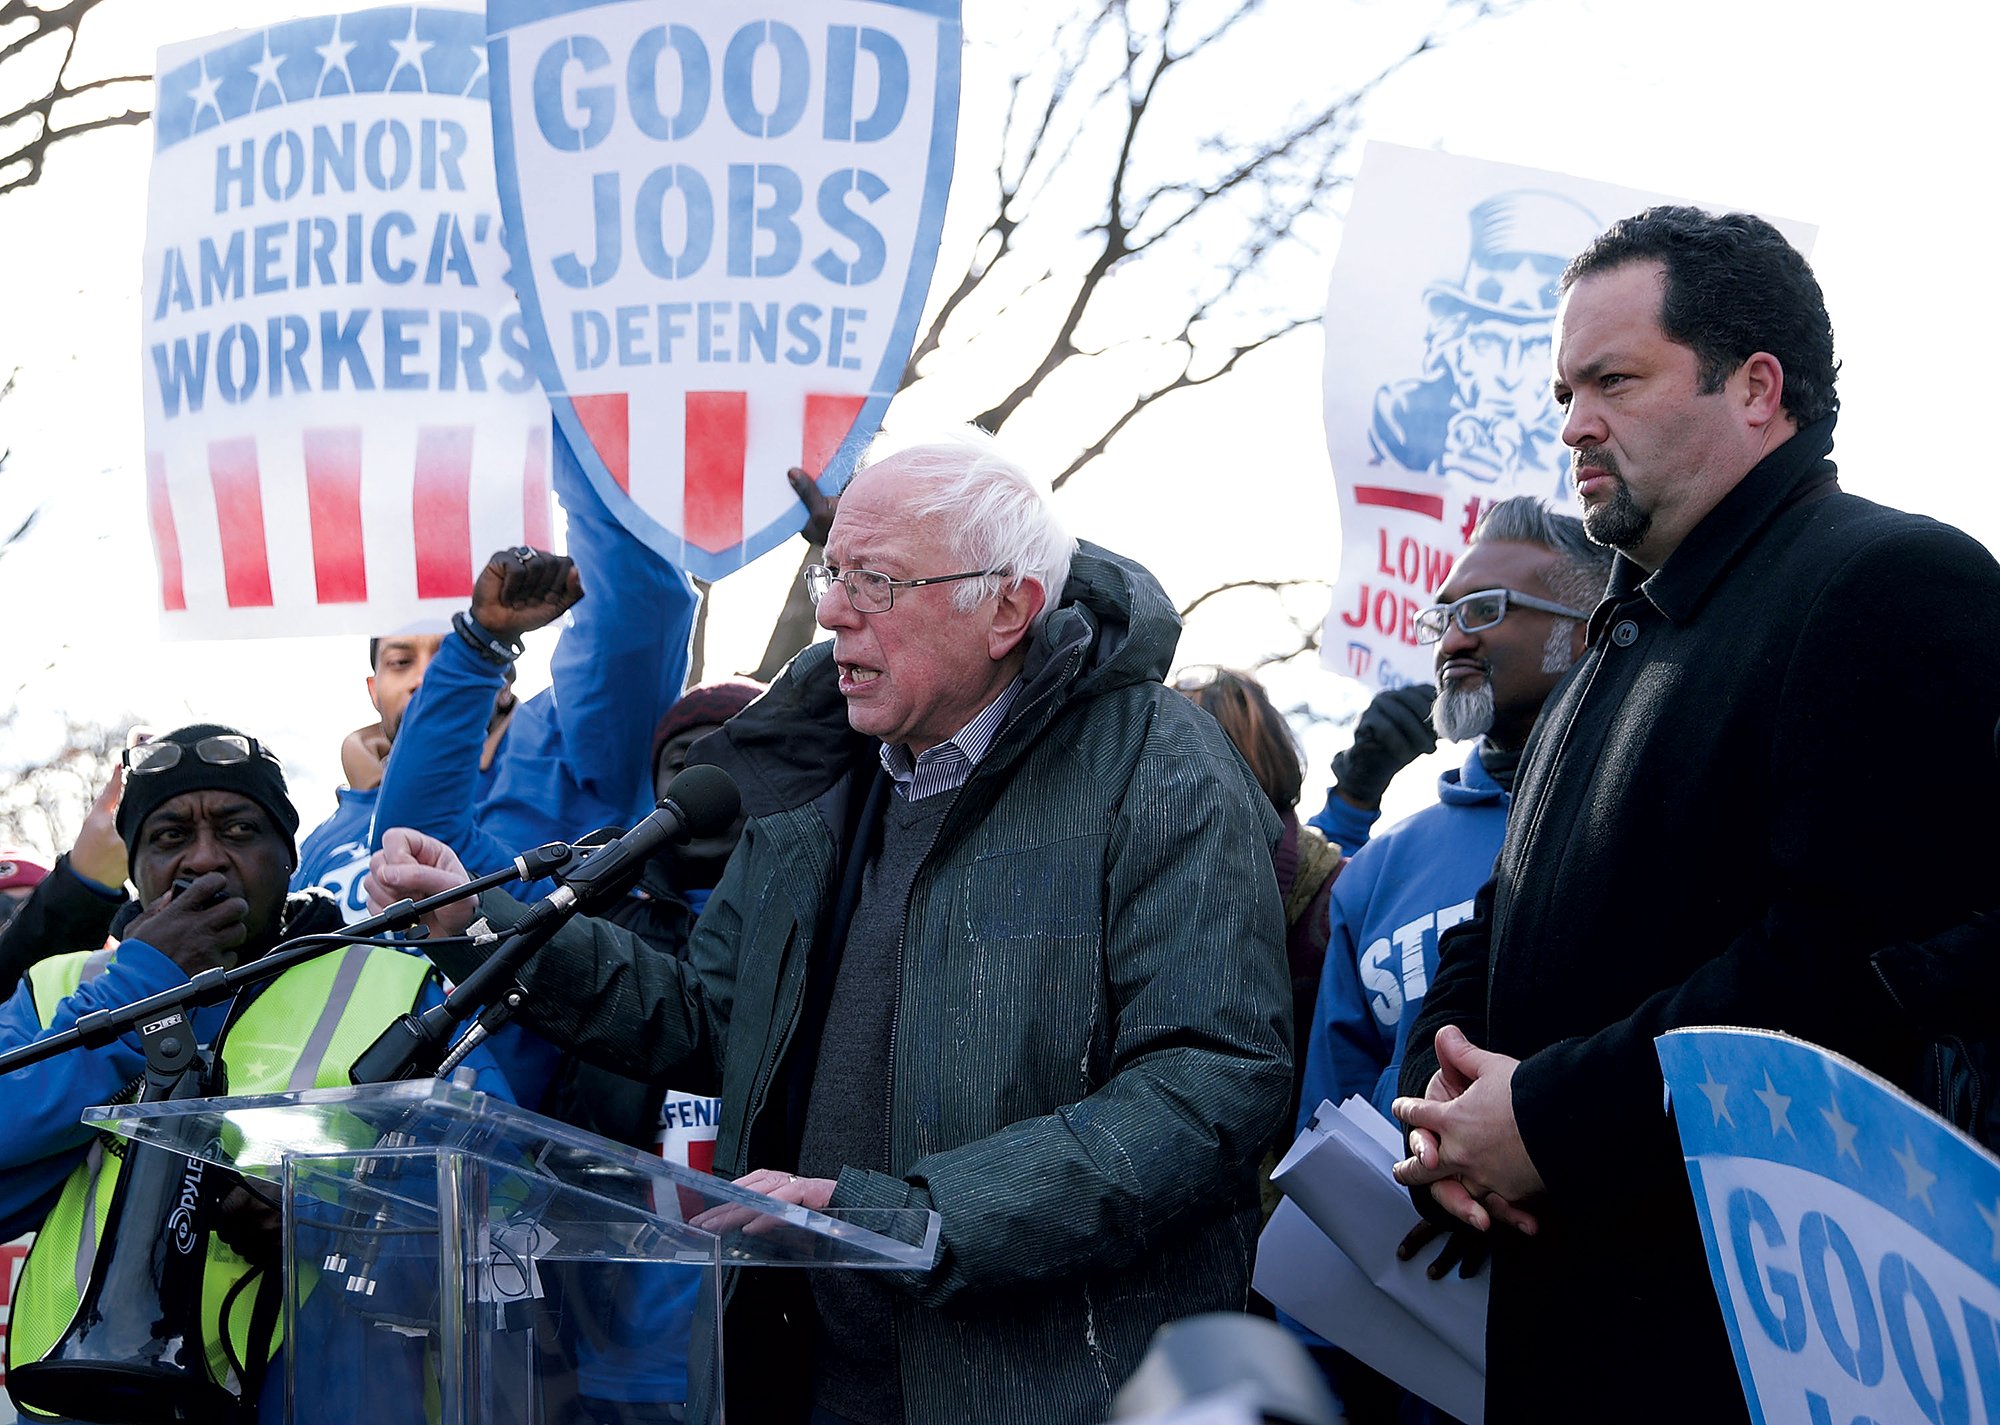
[879,678,1024,801]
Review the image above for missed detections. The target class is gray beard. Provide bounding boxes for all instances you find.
[1435,680,1494,742]
[1435,626,1576,744]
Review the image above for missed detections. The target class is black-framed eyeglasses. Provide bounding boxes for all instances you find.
[803,563,1008,614]
[1412,588,1592,645]
[122,734,272,774]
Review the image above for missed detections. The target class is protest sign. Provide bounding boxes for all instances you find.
[487,0,961,580]
[1318,144,1812,689]
[143,5,553,639]
[1658,1028,2000,1425]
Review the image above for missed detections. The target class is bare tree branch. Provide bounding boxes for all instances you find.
[0,0,151,197]
[908,0,1523,501]
[1178,578,1327,620]
[1051,313,1314,489]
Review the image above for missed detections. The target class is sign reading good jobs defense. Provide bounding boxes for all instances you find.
[143,5,552,639]
[488,0,961,580]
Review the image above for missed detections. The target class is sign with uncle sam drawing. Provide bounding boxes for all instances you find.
[487,0,960,580]
[1319,144,1812,690]
[1657,1028,2000,1425]
[143,5,553,639]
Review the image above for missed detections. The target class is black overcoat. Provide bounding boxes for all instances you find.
[1402,415,2000,1421]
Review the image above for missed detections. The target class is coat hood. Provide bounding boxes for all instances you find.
[1437,742,1509,808]
[694,540,1181,815]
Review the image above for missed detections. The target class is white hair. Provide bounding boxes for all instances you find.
[865,427,1076,630]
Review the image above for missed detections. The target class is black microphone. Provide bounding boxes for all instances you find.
[554,763,742,910]
[349,767,741,1086]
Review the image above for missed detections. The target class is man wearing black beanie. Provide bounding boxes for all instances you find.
[0,722,506,1423]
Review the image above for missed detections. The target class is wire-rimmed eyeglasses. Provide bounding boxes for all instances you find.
[803,564,1007,614]
[122,734,273,774]
[1412,588,1592,645]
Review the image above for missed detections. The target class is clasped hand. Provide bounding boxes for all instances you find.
[1390,1024,1545,1236]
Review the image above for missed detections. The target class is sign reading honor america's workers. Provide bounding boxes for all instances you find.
[487,0,960,580]
[144,5,553,639]
[1657,1029,2000,1425]
[1318,144,1812,690]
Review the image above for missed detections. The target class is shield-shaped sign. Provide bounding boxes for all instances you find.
[487,0,961,581]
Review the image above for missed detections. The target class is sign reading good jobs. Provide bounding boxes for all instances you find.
[1658,1029,2000,1425]
[1318,144,1812,690]
[489,0,960,580]
[144,5,552,639]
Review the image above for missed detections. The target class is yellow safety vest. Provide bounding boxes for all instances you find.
[6,942,433,1406]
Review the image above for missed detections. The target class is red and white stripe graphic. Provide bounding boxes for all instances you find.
[573,389,867,558]
[147,423,551,622]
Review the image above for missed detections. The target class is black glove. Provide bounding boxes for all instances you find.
[1332,684,1437,808]
[1397,1219,1491,1280]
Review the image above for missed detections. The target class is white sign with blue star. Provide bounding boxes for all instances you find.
[144,5,552,639]
[1657,1028,2000,1425]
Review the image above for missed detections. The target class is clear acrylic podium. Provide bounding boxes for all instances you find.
[85,1078,939,1425]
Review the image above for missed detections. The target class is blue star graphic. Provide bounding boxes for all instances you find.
[1753,1071,1795,1139]
[316,19,359,96]
[249,33,286,104]
[1819,1097,1861,1164]
[1890,1135,1938,1214]
[1492,258,1547,312]
[188,57,223,127]
[389,14,435,90]
[463,41,489,98]
[1696,1065,1733,1127]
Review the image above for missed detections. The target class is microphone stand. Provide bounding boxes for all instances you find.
[349,885,592,1085]
[353,766,742,1083]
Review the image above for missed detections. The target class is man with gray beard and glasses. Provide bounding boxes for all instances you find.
[1294,495,1610,1133]
[1279,497,1608,1420]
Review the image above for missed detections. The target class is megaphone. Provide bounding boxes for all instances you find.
[7,1132,243,1424]
[9,1003,246,1425]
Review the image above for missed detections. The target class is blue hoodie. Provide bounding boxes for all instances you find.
[291,785,378,919]
[1297,742,1509,1128]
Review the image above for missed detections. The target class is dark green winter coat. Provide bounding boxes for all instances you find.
[444,542,1292,1423]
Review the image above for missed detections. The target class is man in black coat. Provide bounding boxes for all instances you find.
[1390,206,2000,1421]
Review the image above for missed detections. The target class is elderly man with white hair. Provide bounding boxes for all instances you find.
[372,431,1292,1425]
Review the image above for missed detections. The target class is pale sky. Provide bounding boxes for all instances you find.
[2,0,1993,846]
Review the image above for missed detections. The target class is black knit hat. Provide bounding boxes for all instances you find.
[115,723,301,869]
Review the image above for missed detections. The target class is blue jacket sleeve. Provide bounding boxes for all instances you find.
[373,428,699,879]
[0,941,190,1180]
[1307,786,1380,856]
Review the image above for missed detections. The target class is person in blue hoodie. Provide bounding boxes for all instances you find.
[291,633,519,920]
[1287,499,1610,1424]
[369,441,698,888]
[1299,497,1611,1129]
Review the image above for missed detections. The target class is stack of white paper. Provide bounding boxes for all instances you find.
[1253,1097,1488,1423]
